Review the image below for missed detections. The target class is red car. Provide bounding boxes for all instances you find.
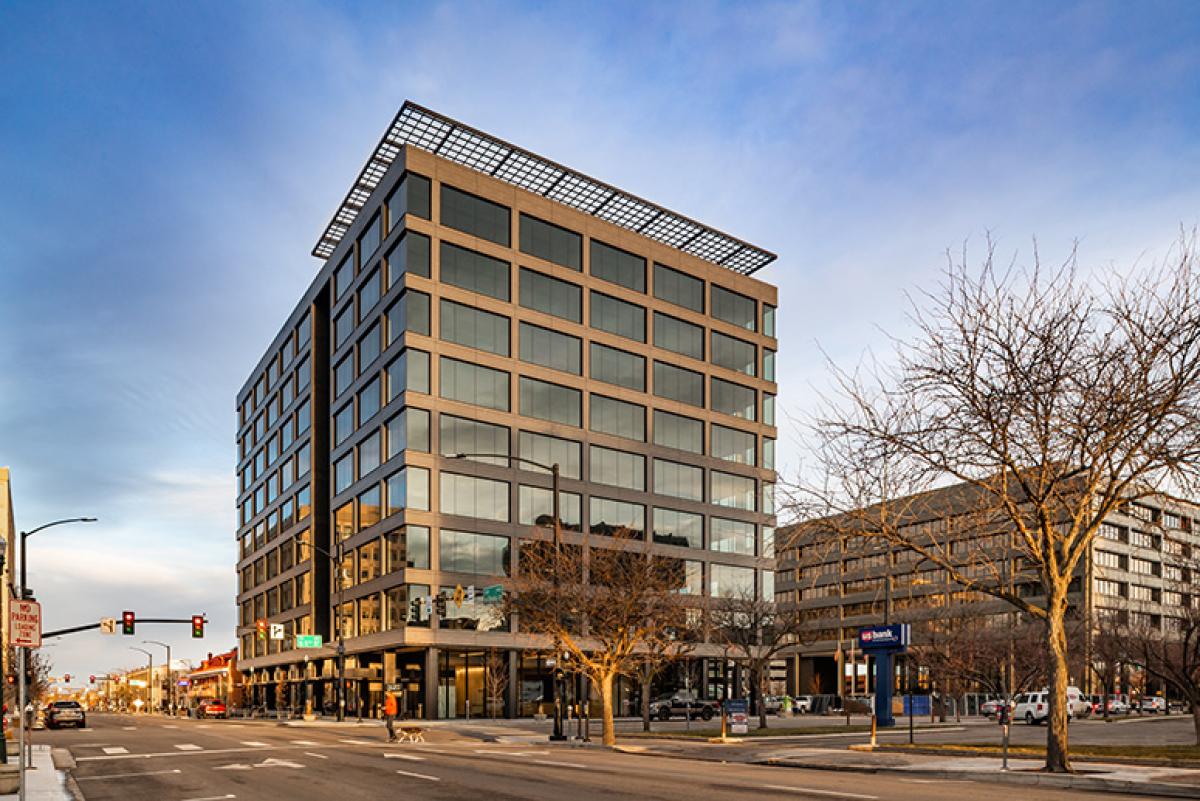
[196,699,227,719]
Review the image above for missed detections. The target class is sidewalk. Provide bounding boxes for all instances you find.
[0,746,72,801]
[615,738,1200,798]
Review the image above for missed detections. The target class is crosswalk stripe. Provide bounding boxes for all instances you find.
[102,747,128,755]
[241,741,268,747]
[174,744,203,751]
[291,740,319,746]
[394,769,439,782]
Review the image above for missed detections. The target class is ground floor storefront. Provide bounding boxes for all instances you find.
[241,647,765,720]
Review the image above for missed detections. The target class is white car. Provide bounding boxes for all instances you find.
[1013,687,1090,724]
[1140,696,1166,713]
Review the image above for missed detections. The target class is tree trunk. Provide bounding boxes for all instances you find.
[1191,699,1200,746]
[599,672,616,747]
[758,666,769,730]
[1044,604,1073,773]
[641,670,652,732]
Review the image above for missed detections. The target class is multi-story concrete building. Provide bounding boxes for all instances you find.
[777,484,1200,703]
[235,103,779,719]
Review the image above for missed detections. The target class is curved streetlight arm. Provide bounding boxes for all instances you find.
[22,517,98,538]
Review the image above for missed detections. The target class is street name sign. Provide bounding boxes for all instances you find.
[482,584,503,603]
[10,599,42,648]
[295,634,324,649]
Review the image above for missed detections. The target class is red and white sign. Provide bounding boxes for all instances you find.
[10,599,42,648]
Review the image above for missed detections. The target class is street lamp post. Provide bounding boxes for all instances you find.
[308,540,347,722]
[13,516,96,796]
[144,641,172,715]
[129,648,153,713]
[449,453,565,741]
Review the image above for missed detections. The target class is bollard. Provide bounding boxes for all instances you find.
[870,712,877,748]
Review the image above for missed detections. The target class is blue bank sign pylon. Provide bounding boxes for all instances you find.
[858,624,910,728]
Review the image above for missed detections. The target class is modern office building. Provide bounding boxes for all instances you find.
[235,103,779,719]
[777,484,1200,703]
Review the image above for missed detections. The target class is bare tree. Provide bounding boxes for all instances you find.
[711,590,806,729]
[4,647,52,706]
[634,625,696,732]
[1088,610,1129,722]
[803,235,1200,771]
[507,528,691,746]
[484,648,508,719]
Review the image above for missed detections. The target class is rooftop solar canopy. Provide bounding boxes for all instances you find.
[312,102,777,275]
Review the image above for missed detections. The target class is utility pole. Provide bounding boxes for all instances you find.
[144,641,172,714]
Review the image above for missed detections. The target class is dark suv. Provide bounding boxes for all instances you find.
[46,701,86,729]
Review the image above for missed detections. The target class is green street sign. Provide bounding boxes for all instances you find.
[482,584,504,603]
[295,634,324,649]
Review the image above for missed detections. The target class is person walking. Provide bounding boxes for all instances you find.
[384,691,398,743]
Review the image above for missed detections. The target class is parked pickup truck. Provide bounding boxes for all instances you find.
[649,691,718,721]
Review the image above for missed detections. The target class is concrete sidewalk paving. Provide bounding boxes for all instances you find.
[0,746,72,801]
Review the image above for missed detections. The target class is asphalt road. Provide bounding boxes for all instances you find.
[38,713,1140,801]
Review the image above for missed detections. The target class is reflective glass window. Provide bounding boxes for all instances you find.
[589,342,644,391]
[711,471,756,510]
[386,230,431,288]
[386,407,430,459]
[334,404,354,446]
[653,459,703,501]
[520,213,581,270]
[711,517,755,555]
[440,357,510,411]
[711,377,756,420]
[520,322,581,374]
[589,394,645,441]
[590,239,645,292]
[358,322,382,372]
[711,331,756,376]
[711,424,756,466]
[333,254,354,302]
[386,349,430,402]
[441,185,511,246]
[439,241,510,301]
[387,172,431,226]
[440,415,509,466]
[654,361,704,407]
[652,409,703,454]
[653,263,704,312]
[589,445,645,491]
[711,563,755,598]
[518,486,583,531]
[520,267,582,322]
[387,289,431,341]
[711,285,757,331]
[589,498,645,538]
[590,291,645,342]
[518,431,582,479]
[654,312,704,360]
[439,530,511,576]
[440,299,510,356]
[359,430,381,477]
[439,473,510,522]
[358,268,382,318]
[763,304,777,338]
[652,508,703,549]
[519,376,581,426]
[334,453,354,494]
[385,466,430,514]
[763,348,776,382]
[358,212,382,263]
[358,376,381,425]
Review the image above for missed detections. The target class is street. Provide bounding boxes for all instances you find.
[40,713,1140,801]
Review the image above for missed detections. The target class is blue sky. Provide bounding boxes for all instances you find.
[2,1,1198,681]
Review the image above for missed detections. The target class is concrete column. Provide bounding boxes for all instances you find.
[506,650,519,719]
[424,648,439,720]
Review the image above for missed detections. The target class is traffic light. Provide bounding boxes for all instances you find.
[434,595,447,617]
[121,610,135,635]
[192,615,205,639]
[63,674,71,684]
[256,619,267,640]
[89,675,95,685]
[409,598,421,621]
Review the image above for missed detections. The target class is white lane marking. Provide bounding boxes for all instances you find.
[163,724,178,729]
[101,747,129,755]
[121,726,137,731]
[213,764,253,771]
[291,740,320,746]
[78,727,94,732]
[175,743,204,751]
[305,752,328,759]
[77,769,182,781]
[241,741,269,747]
[339,738,372,744]
[182,796,236,801]
[530,758,586,769]
[394,769,440,782]
[762,786,879,800]
[414,746,446,753]
[384,752,425,761]
[511,750,550,755]
[256,758,304,769]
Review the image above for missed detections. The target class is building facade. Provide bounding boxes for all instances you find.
[235,103,779,719]
[777,486,1200,704]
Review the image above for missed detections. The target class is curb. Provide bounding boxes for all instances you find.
[759,759,1200,799]
[863,744,1200,769]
